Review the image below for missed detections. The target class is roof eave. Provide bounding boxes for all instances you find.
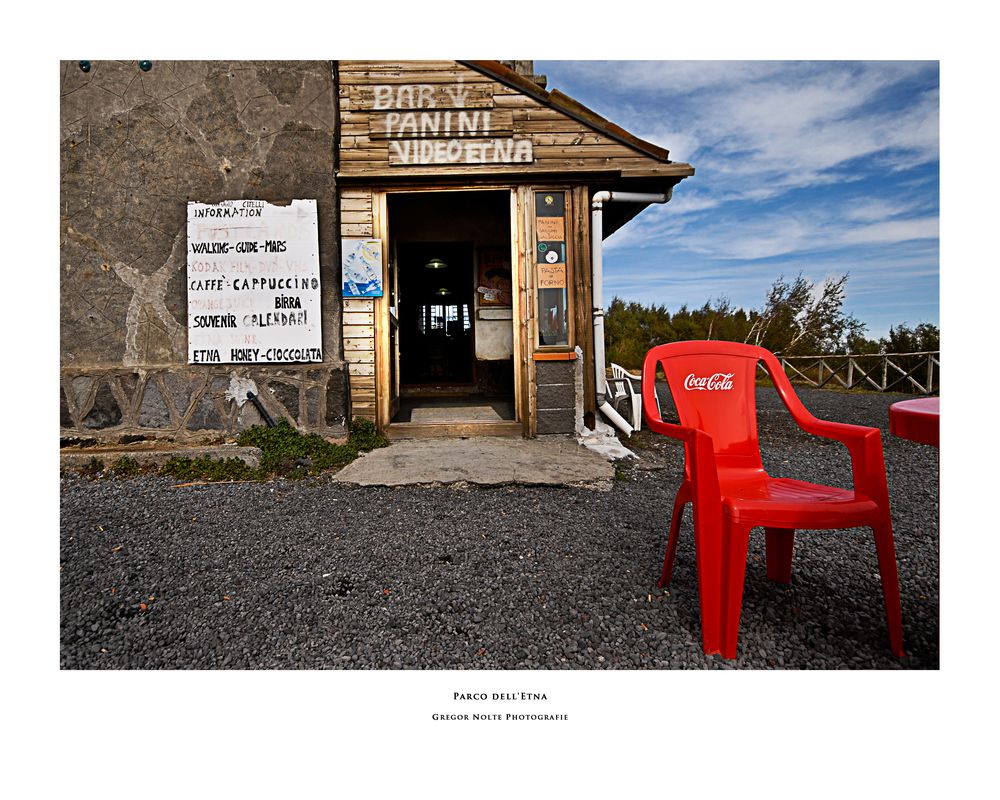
[459,60,689,167]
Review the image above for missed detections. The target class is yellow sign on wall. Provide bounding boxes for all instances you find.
[537,262,567,289]
[535,216,565,241]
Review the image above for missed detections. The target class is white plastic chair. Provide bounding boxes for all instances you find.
[605,376,631,427]
[608,363,644,431]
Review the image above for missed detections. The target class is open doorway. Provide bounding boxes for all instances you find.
[387,191,516,426]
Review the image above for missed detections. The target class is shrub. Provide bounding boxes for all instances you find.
[111,456,146,478]
[158,418,390,482]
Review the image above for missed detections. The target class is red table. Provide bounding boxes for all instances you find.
[889,397,939,446]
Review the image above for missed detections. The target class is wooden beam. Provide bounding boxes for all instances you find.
[572,185,596,428]
[373,190,390,431]
[387,421,523,440]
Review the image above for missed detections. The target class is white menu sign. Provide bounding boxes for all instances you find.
[186,199,322,364]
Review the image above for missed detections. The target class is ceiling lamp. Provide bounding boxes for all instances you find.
[435,287,451,296]
[425,257,448,270]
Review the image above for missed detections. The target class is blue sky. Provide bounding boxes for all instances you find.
[536,60,940,340]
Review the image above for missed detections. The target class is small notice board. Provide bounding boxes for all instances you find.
[186,199,323,364]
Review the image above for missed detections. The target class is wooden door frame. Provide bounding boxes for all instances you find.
[372,185,526,434]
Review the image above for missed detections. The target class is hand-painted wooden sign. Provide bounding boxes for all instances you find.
[535,216,565,241]
[387,138,532,165]
[369,109,515,139]
[366,78,534,167]
[186,199,322,364]
[342,238,384,297]
[537,262,567,289]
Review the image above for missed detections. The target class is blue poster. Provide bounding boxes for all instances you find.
[341,238,383,297]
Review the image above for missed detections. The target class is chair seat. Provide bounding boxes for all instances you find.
[720,475,879,528]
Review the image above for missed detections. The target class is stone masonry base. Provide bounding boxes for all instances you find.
[60,364,348,443]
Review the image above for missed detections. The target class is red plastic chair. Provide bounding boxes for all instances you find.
[641,341,904,659]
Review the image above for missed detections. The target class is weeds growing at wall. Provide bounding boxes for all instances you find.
[76,419,389,483]
[157,456,260,482]
[110,456,147,478]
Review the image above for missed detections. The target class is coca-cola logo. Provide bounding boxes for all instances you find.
[683,372,735,391]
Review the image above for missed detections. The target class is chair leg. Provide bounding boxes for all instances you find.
[721,522,753,660]
[872,515,905,658]
[765,527,795,584]
[658,484,690,588]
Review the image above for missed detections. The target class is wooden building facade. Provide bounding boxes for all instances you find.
[58,59,691,445]
[336,60,694,438]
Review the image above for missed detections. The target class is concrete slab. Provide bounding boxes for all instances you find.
[331,435,615,489]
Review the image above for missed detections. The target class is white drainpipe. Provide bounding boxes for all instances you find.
[592,189,672,435]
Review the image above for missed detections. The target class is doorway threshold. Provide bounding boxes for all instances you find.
[386,421,522,440]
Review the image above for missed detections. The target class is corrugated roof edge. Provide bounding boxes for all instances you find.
[460,60,694,173]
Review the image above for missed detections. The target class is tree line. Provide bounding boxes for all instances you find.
[605,272,940,371]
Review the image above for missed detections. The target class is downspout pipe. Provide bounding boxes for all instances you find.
[592,189,672,436]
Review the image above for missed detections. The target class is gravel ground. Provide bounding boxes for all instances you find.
[60,385,939,669]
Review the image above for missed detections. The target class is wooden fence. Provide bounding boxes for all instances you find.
[768,351,940,395]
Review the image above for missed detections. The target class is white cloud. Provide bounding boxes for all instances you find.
[661,192,723,215]
[605,201,939,264]
[695,84,939,193]
[537,60,940,338]
[840,217,939,245]
[628,123,701,163]
[543,60,939,199]
[843,199,922,223]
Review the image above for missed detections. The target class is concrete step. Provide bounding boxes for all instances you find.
[60,443,263,469]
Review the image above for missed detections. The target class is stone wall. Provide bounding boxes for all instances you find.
[60,365,347,441]
[535,360,578,435]
[60,60,345,440]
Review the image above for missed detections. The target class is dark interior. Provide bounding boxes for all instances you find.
[388,191,515,423]
[398,241,475,386]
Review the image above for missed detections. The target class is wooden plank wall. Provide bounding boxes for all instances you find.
[338,61,672,179]
[341,187,377,420]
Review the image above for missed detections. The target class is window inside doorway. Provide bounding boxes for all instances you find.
[419,303,471,335]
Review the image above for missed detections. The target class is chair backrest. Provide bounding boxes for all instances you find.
[610,363,633,382]
[642,341,771,469]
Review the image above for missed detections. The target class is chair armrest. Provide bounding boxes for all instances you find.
[643,419,720,488]
[644,415,690,441]
[805,419,889,499]
[759,350,890,501]
[796,416,878,443]
[786,408,886,493]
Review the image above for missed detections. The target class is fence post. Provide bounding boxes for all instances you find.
[882,358,888,391]
[927,354,934,395]
[847,357,855,390]
[817,361,824,385]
